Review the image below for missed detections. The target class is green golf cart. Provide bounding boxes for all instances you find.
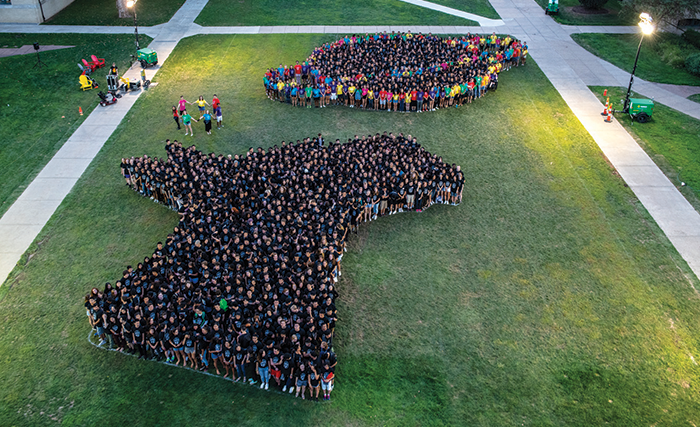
[545,0,559,15]
[136,48,158,68]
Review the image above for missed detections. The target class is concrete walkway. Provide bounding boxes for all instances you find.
[1,0,700,286]
[0,0,209,286]
[0,23,163,37]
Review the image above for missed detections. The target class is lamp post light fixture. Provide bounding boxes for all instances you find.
[127,0,140,50]
[623,13,654,113]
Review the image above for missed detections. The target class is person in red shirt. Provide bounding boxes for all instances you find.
[212,94,220,110]
[294,60,302,85]
[379,88,387,110]
[410,89,417,112]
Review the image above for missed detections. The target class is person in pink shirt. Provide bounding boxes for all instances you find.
[178,96,192,117]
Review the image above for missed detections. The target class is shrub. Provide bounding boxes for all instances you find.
[683,29,700,50]
[658,42,688,68]
[686,53,700,76]
[578,0,608,10]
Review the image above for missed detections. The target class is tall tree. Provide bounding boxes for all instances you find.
[620,0,700,27]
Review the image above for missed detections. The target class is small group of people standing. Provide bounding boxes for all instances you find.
[172,94,223,136]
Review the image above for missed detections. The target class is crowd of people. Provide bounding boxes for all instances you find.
[171,94,224,136]
[264,31,527,111]
[87,133,463,400]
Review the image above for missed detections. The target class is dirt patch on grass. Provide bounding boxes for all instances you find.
[460,290,482,306]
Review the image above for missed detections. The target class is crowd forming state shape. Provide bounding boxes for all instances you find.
[264,31,528,111]
[86,133,463,400]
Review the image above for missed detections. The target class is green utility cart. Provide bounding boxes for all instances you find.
[136,48,158,68]
[545,0,559,15]
[628,98,654,123]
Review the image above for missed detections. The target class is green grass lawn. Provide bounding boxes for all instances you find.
[0,33,152,218]
[194,0,481,27]
[534,0,630,26]
[572,33,700,86]
[2,34,700,426]
[45,0,184,26]
[690,93,700,103]
[591,85,700,210]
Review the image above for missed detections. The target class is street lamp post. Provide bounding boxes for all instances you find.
[623,13,654,113]
[127,0,140,50]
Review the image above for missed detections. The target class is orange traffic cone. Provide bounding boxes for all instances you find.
[604,109,612,123]
[79,106,83,116]
[601,97,609,116]
[603,89,607,97]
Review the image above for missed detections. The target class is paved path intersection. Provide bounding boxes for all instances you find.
[0,0,699,286]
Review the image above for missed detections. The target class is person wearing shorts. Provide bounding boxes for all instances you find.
[323,83,331,108]
[312,85,321,108]
[182,110,197,136]
[177,96,191,116]
[336,82,343,105]
[305,85,313,109]
[379,88,387,110]
[308,365,321,401]
[195,96,209,119]
[291,85,298,107]
[210,338,223,375]
[215,105,222,129]
[330,84,338,104]
[269,347,283,388]
[221,341,233,379]
[295,362,308,399]
[169,329,184,366]
[320,361,334,401]
[184,333,197,369]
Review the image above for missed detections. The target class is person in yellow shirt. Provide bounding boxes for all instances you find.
[503,36,512,49]
[195,96,210,119]
[277,80,285,102]
[451,83,460,108]
[336,82,343,106]
[348,83,356,108]
[481,74,489,96]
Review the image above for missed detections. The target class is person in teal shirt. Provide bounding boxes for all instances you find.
[312,86,321,108]
[202,110,212,135]
[182,110,198,136]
